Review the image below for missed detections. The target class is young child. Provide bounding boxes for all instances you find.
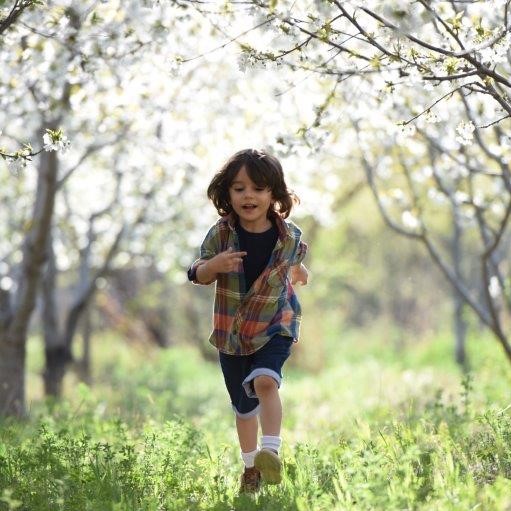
[187,148,308,493]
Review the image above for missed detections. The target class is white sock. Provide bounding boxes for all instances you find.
[261,435,282,454]
[241,448,259,468]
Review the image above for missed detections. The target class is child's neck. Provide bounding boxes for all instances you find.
[238,218,272,233]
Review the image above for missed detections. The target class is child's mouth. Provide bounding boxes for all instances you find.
[242,205,257,210]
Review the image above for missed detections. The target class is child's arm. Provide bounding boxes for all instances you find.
[196,248,247,284]
[290,263,309,286]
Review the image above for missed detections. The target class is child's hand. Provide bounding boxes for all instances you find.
[290,263,309,286]
[207,247,247,274]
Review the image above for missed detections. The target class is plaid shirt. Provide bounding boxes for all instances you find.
[189,212,308,355]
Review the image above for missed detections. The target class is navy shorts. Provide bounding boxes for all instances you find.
[219,334,294,419]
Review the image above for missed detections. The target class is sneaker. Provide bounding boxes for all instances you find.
[254,448,282,484]
[239,466,261,493]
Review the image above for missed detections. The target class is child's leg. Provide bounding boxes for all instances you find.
[236,414,258,452]
[253,376,281,436]
[241,335,294,459]
[245,334,294,485]
[218,351,260,460]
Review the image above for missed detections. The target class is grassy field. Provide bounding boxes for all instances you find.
[1,328,511,510]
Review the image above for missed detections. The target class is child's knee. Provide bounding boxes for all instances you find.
[253,375,278,395]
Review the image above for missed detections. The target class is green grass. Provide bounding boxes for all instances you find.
[1,328,511,510]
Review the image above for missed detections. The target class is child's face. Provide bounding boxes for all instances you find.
[229,166,273,229]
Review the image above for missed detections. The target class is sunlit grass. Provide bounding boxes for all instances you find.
[4,327,511,510]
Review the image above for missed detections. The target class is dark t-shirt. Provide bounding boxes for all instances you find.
[236,220,278,293]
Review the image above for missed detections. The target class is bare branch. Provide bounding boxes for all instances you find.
[0,0,34,36]
[458,91,511,191]
[401,83,475,126]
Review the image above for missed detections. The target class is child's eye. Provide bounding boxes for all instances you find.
[233,188,244,192]
[255,188,265,191]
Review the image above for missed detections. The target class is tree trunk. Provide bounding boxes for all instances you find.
[0,332,26,417]
[43,346,70,397]
[0,136,58,417]
[452,209,468,369]
[41,229,70,397]
[78,304,92,385]
[454,291,467,368]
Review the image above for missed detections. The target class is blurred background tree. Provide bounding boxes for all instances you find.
[1,0,510,418]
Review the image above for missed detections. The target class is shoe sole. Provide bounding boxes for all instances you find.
[254,450,282,484]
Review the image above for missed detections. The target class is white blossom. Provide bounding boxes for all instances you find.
[459,207,475,225]
[399,123,416,138]
[406,67,422,85]
[402,210,420,229]
[455,120,475,146]
[43,131,71,153]
[488,276,501,298]
[473,192,485,208]
[412,166,432,183]
[0,276,13,291]
[389,188,406,204]
[237,52,251,72]
[424,111,441,123]
[490,202,504,216]
[427,188,448,205]
[454,190,469,204]
[376,156,392,179]
[478,33,511,64]
[168,58,182,77]
[7,157,26,177]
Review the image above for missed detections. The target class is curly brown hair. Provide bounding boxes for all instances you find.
[207,148,299,219]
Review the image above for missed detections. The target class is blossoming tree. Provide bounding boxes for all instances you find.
[0,0,205,415]
[188,0,511,364]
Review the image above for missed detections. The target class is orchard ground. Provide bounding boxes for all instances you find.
[1,327,511,510]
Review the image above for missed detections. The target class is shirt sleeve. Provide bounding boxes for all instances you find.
[285,221,308,266]
[187,223,221,285]
[291,239,308,266]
